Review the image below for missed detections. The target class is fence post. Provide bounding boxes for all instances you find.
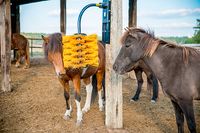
[31,39,33,57]
[0,0,12,92]
[105,0,123,128]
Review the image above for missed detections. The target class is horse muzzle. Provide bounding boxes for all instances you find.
[113,64,125,75]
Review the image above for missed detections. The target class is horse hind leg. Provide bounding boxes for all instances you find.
[131,69,143,102]
[82,78,92,113]
[96,71,104,111]
[102,73,105,104]
[147,74,158,103]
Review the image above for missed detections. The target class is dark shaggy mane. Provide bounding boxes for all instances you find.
[121,27,200,64]
[121,27,155,45]
[48,33,62,52]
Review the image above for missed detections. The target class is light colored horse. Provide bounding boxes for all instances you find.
[42,33,105,125]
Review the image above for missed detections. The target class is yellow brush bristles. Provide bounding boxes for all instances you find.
[62,34,99,69]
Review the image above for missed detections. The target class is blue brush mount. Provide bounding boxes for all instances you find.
[77,0,110,44]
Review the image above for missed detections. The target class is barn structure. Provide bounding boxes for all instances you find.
[0,0,137,128]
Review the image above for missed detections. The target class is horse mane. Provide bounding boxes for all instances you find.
[49,33,62,53]
[44,33,62,58]
[121,27,159,57]
[121,27,199,64]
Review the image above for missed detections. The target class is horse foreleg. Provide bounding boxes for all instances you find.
[82,78,92,113]
[72,75,82,126]
[131,69,143,101]
[15,51,21,68]
[171,100,184,133]
[96,71,104,111]
[58,79,72,120]
[179,100,196,133]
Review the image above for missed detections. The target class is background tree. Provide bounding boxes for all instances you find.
[192,19,200,43]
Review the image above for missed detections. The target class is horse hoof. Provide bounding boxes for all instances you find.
[151,100,156,103]
[23,66,29,69]
[130,98,138,102]
[15,65,20,68]
[63,115,71,120]
[82,108,90,113]
[99,106,104,112]
[102,100,106,106]
[76,120,82,127]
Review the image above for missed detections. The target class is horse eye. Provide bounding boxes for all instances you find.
[125,43,131,47]
[125,40,132,47]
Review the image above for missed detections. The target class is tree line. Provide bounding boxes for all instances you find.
[22,19,200,45]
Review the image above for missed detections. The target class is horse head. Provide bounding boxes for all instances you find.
[113,28,147,74]
[42,34,66,76]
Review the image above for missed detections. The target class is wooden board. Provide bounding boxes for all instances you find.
[129,0,137,27]
[60,0,66,34]
[0,0,12,92]
[105,0,123,128]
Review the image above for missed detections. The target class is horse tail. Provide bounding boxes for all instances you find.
[91,75,98,103]
[26,40,30,67]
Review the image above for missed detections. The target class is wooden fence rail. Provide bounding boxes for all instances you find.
[27,37,43,57]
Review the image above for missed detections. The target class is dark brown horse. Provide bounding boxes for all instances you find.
[113,27,200,133]
[11,33,30,69]
[131,60,158,102]
[42,33,105,125]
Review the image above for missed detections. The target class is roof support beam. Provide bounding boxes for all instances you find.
[129,0,137,27]
[60,0,66,34]
[105,0,123,128]
[0,0,12,92]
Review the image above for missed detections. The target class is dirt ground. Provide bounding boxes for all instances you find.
[0,58,199,133]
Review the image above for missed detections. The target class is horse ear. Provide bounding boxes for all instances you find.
[124,27,129,31]
[124,27,132,32]
[41,35,46,40]
[41,35,49,44]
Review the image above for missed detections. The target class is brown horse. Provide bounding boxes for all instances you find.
[11,33,30,69]
[42,33,105,125]
[113,27,200,133]
[131,60,158,102]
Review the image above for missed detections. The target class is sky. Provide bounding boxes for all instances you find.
[20,0,200,37]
